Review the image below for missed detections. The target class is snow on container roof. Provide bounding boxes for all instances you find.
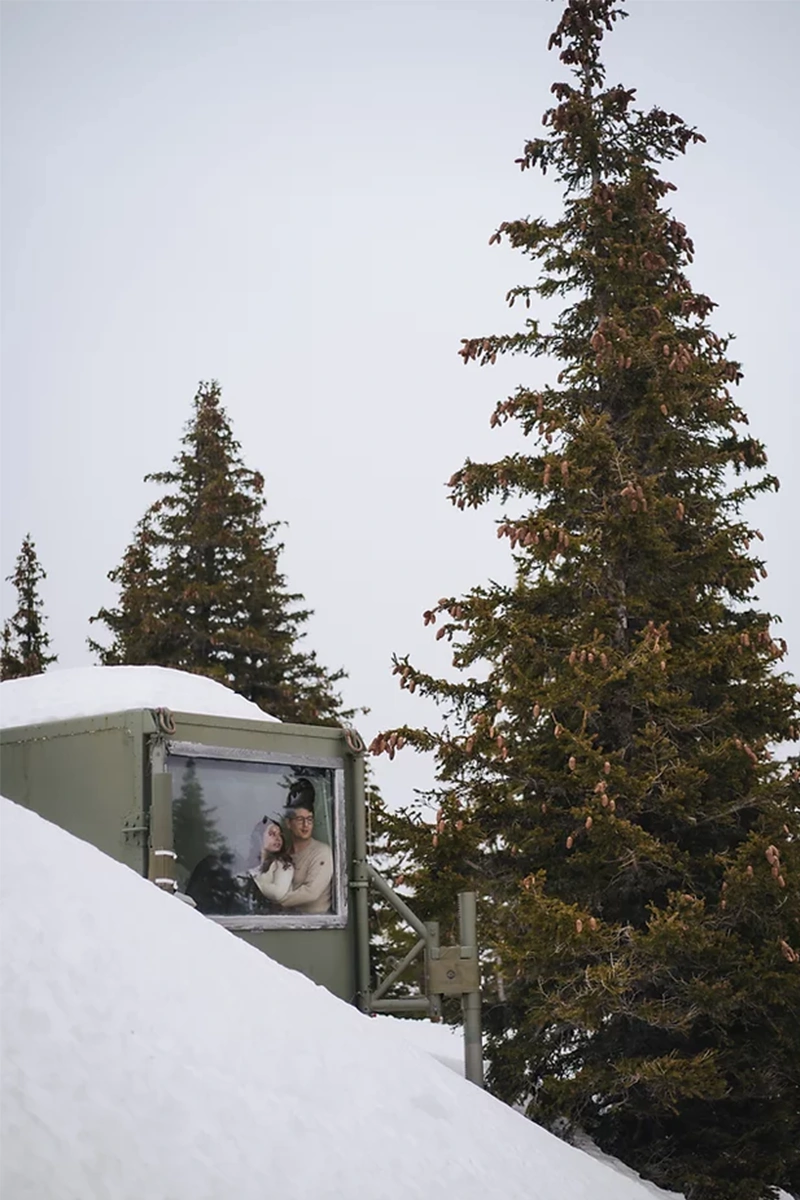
[1,795,685,1200]
[0,664,277,730]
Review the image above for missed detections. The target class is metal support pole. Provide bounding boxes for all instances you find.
[370,997,432,1013]
[351,748,372,1013]
[458,891,484,1087]
[425,920,442,1021]
[367,864,430,940]
[148,740,176,893]
[372,938,426,1004]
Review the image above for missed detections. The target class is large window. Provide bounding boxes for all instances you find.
[166,743,346,929]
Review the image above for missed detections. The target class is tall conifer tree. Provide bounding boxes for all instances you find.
[1,534,57,680]
[372,4,800,1197]
[90,381,351,724]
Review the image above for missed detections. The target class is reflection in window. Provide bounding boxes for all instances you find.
[167,755,337,919]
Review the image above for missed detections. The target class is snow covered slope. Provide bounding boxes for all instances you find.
[0,796,687,1200]
[0,664,277,729]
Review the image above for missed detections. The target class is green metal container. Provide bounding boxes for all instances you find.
[0,704,362,1004]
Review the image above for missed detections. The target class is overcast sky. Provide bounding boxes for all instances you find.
[2,0,798,810]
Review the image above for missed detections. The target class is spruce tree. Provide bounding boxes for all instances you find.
[172,758,231,878]
[90,381,351,725]
[1,534,57,680]
[371,4,800,1197]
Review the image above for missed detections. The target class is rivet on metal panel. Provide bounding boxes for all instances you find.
[122,813,148,842]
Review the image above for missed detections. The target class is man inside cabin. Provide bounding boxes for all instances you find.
[279,778,333,915]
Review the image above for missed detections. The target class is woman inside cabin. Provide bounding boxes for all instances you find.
[247,816,295,907]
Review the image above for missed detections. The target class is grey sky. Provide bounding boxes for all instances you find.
[2,0,798,810]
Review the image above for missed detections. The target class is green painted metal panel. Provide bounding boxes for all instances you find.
[1,712,148,875]
[235,928,356,1004]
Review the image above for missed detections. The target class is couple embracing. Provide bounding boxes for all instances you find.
[250,779,333,915]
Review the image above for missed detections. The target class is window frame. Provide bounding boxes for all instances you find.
[167,739,348,931]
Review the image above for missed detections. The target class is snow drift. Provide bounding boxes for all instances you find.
[0,797,690,1200]
[0,664,278,730]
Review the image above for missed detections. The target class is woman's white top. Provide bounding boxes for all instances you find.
[250,860,294,903]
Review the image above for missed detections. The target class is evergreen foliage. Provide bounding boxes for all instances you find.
[371,4,800,1197]
[90,381,352,725]
[172,758,240,912]
[173,758,231,879]
[1,534,57,680]
[366,785,427,997]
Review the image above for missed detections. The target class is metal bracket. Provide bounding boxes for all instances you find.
[428,945,480,995]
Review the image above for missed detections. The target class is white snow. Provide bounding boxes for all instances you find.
[377,1015,472,1078]
[0,665,277,730]
[1,796,692,1200]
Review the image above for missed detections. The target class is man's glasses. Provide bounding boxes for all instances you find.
[289,814,314,826]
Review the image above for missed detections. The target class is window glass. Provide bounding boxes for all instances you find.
[167,754,339,920]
